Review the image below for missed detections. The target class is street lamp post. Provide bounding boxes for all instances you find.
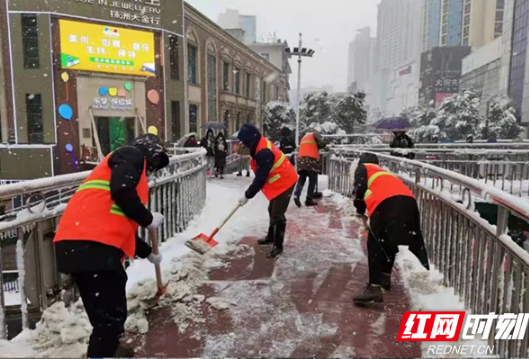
[286,34,315,146]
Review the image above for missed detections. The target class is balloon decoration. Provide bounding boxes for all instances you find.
[99,87,109,96]
[148,126,158,136]
[58,104,73,120]
[109,88,118,97]
[65,143,79,169]
[124,82,133,92]
[61,72,69,82]
[118,89,127,97]
[147,90,160,105]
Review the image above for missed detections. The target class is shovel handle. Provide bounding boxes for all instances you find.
[207,203,241,242]
[149,229,163,291]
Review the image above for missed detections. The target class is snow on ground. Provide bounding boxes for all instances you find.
[0,175,271,358]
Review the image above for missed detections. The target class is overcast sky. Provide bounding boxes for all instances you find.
[186,0,379,92]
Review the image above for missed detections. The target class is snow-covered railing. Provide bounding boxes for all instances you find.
[328,148,529,358]
[0,148,207,339]
[330,145,529,197]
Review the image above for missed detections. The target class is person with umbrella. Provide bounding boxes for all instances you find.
[390,130,415,159]
[214,132,228,179]
[201,129,215,175]
[279,127,296,165]
[237,124,298,258]
[351,153,429,304]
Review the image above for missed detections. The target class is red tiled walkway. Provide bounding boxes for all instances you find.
[130,199,421,357]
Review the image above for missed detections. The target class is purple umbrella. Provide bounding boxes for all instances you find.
[374,117,411,131]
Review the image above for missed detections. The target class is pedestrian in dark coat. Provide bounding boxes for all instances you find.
[54,134,168,357]
[201,129,215,174]
[390,131,415,159]
[184,135,199,147]
[214,132,228,178]
[351,153,429,304]
[279,127,296,164]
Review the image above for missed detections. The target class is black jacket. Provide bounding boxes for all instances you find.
[238,124,275,199]
[214,134,228,168]
[279,135,296,155]
[352,158,429,270]
[390,134,415,159]
[55,135,169,273]
[201,129,215,157]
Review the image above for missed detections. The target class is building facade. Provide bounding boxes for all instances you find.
[386,62,421,115]
[185,4,287,137]
[347,40,355,89]
[0,0,185,180]
[423,0,505,50]
[351,27,376,92]
[460,37,502,115]
[248,40,291,99]
[419,46,471,105]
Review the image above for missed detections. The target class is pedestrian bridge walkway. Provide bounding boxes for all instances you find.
[127,197,422,357]
[2,145,529,357]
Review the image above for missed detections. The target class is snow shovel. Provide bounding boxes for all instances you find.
[149,229,168,301]
[185,203,241,255]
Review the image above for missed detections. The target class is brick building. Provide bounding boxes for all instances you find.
[184,3,288,137]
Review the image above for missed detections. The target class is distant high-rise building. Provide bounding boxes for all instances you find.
[352,27,376,92]
[347,40,355,88]
[423,0,505,50]
[218,9,257,44]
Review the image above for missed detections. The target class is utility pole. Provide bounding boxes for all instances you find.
[295,33,303,147]
[286,34,315,146]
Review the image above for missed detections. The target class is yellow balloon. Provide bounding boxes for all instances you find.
[61,72,69,82]
[109,88,118,97]
[148,126,158,136]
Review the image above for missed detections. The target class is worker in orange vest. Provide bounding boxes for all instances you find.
[54,134,169,357]
[294,131,326,207]
[237,124,298,258]
[352,153,429,304]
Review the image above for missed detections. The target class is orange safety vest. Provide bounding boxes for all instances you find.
[250,137,298,200]
[364,164,414,217]
[54,153,149,259]
[298,133,320,160]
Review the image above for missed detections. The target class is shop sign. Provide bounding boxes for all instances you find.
[92,97,134,111]
[59,19,155,77]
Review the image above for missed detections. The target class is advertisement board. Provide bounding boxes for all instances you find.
[59,19,155,77]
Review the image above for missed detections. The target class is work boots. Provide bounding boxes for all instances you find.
[305,198,318,206]
[353,284,383,304]
[381,273,391,291]
[294,196,301,208]
[313,192,323,199]
[268,222,286,258]
[258,226,274,245]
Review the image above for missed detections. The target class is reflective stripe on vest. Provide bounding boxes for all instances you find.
[265,139,287,184]
[364,171,398,200]
[77,180,128,217]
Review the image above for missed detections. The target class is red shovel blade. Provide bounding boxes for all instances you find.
[192,233,219,247]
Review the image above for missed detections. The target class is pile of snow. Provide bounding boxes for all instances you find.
[0,179,269,358]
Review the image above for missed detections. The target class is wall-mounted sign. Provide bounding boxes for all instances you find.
[59,19,155,77]
[9,0,183,36]
[93,84,134,111]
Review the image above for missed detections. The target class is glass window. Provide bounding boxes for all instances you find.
[235,68,241,95]
[207,54,217,121]
[169,36,179,80]
[188,45,197,84]
[189,104,198,133]
[262,81,267,103]
[223,62,230,91]
[26,94,43,144]
[22,14,39,69]
[171,101,180,142]
[245,72,251,98]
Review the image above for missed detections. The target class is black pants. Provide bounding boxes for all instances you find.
[294,170,317,201]
[73,268,128,357]
[267,185,295,249]
[367,232,398,285]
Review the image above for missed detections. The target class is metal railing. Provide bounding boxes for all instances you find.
[328,148,529,358]
[0,148,207,339]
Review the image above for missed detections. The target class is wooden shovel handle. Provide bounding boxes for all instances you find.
[149,229,163,291]
[206,203,242,243]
